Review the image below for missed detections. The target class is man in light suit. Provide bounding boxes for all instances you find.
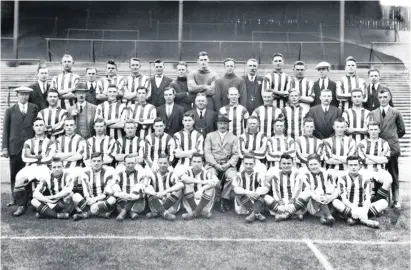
[188,93,217,138]
[157,87,185,136]
[2,87,39,206]
[67,83,97,139]
[204,114,239,212]
[148,59,173,107]
[28,65,50,110]
[368,88,405,208]
[306,89,342,139]
[311,62,338,107]
[364,69,394,111]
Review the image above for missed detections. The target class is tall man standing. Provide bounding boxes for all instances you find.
[52,54,80,109]
[97,59,126,102]
[243,58,264,114]
[148,59,173,108]
[123,58,151,105]
[29,64,50,110]
[364,69,394,111]
[368,88,405,208]
[311,62,338,107]
[288,61,314,111]
[214,58,247,112]
[157,87,185,136]
[187,51,218,111]
[170,61,193,112]
[2,87,39,206]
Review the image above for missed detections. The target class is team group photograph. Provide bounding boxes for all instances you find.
[1,1,410,269]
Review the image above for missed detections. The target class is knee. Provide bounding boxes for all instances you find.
[72,193,83,204]
[203,187,215,197]
[264,195,273,205]
[107,196,116,205]
[31,198,41,208]
[90,203,99,214]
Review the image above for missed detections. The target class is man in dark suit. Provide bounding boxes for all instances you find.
[2,87,39,206]
[306,89,342,139]
[148,59,172,107]
[364,69,394,111]
[85,67,99,105]
[311,62,338,107]
[368,88,405,208]
[67,83,97,139]
[157,87,184,136]
[28,65,50,110]
[243,58,264,114]
[188,93,217,138]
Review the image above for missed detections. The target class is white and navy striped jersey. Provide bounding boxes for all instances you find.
[146,171,177,192]
[262,71,291,108]
[22,137,56,165]
[144,133,176,166]
[251,105,283,138]
[95,101,128,140]
[114,169,147,194]
[302,169,335,194]
[87,135,117,157]
[36,171,73,196]
[52,72,80,109]
[55,134,87,168]
[126,102,156,139]
[288,77,314,111]
[124,74,151,104]
[116,136,146,162]
[184,167,217,191]
[357,138,390,170]
[219,104,249,136]
[337,172,371,207]
[97,75,126,96]
[266,136,295,168]
[323,136,356,170]
[38,107,68,137]
[264,168,303,204]
[295,135,324,166]
[336,75,366,112]
[174,129,204,167]
[342,107,370,144]
[233,171,263,192]
[81,167,114,198]
[282,104,310,139]
[238,132,267,160]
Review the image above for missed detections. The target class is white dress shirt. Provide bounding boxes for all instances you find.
[18,102,27,114]
[197,108,206,118]
[248,74,256,82]
[319,78,329,89]
[218,131,227,141]
[321,105,330,113]
[166,104,174,117]
[155,75,164,88]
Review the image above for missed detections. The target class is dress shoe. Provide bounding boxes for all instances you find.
[245,212,256,223]
[182,212,196,220]
[12,206,27,217]
[116,210,127,221]
[255,213,266,222]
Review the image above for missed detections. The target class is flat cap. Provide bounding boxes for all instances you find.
[315,62,331,70]
[15,86,33,93]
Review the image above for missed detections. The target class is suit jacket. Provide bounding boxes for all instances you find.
[243,75,264,114]
[67,102,97,138]
[306,105,342,139]
[2,103,39,155]
[148,75,173,107]
[157,103,184,136]
[188,109,217,138]
[204,131,239,168]
[28,81,49,111]
[363,83,394,111]
[368,107,405,157]
[312,78,338,107]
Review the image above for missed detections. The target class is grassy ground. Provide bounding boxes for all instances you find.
[1,161,410,269]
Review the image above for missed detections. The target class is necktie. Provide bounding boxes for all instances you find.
[21,105,26,115]
[320,79,325,90]
[80,105,83,114]
[43,82,47,94]
[90,83,94,91]
[199,110,203,119]
[324,107,328,114]
[382,109,386,118]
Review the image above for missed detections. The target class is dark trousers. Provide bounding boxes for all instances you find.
[9,153,25,201]
[387,155,400,203]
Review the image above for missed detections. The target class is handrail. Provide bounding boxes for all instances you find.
[0,58,40,63]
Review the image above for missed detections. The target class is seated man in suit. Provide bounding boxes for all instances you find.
[188,93,217,138]
[204,114,239,212]
[38,89,68,140]
[157,87,184,136]
[29,64,50,110]
[148,59,173,107]
[67,83,97,139]
[312,62,338,107]
[306,89,342,139]
[364,68,394,111]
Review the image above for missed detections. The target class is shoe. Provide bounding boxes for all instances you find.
[297,214,304,221]
[163,211,176,221]
[12,206,27,217]
[130,212,139,220]
[346,218,356,226]
[101,212,111,219]
[219,201,227,213]
[57,213,70,219]
[7,201,15,207]
[116,210,127,221]
[363,219,380,229]
[326,216,335,227]
[223,200,231,211]
[245,212,256,223]
[182,212,196,220]
[255,213,266,222]
[146,212,159,219]
[320,216,327,225]
[35,212,41,219]
[201,211,213,219]
[72,212,89,221]
[275,213,289,222]
[393,202,401,209]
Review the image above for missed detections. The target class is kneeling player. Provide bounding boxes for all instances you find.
[180,153,220,220]
[260,154,307,221]
[144,154,185,218]
[72,152,117,221]
[233,154,266,223]
[31,158,75,219]
[301,154,339,226]
[332,155,386,228]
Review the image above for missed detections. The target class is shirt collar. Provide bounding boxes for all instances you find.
[218,131,227,137]
[18,102,27,108]
[322,105,330,111]
[247,74,256,81]
[380,105,390,112]
[197,108,206,114]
